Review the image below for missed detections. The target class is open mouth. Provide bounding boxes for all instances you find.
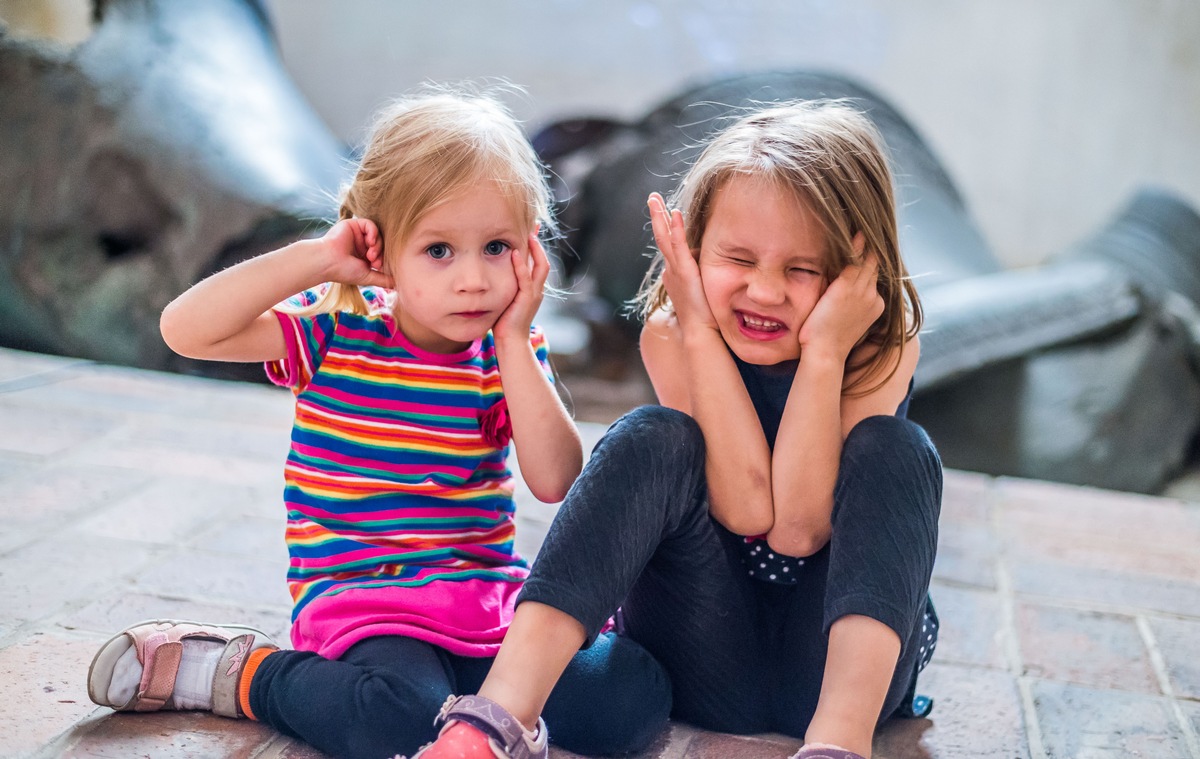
[736,311,787,339]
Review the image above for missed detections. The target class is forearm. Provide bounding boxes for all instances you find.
[496,336,582,503]
[681,329,775,536]
[160,239,330,358]
[766,352,844,556]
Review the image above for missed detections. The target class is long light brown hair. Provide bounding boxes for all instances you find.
[635,100,922,392]
[296,85,554,316]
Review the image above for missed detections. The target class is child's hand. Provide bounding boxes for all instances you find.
[798,233,884,362]
[647,193,719,335]
[493,231,549,344]
[319,218,394,288]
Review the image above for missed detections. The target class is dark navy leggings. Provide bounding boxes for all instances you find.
[519,405,942,738]
[248,630,669,759]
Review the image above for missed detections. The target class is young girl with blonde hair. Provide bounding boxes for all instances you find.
[417,100,942,759]
[85,88,670,759]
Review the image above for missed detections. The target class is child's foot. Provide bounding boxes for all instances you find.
[409,695,548,759]
[87,619,276,718]
[791,745,868,759]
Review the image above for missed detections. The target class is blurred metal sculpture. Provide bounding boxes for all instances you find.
[534,71,1200,493]
[0,0,347,379]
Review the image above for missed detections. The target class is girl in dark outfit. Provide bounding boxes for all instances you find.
[416,100,942,759]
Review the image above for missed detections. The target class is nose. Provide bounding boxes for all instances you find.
[744,268,786,306]
[454,253,490,293]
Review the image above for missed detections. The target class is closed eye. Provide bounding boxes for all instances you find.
[790,267,821,277]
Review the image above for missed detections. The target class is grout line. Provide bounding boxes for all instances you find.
[1136,615,1200,758]
[992,488,1048,759]
[0,361,92,394]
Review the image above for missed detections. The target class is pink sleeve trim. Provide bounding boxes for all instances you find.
[264,309,304,390]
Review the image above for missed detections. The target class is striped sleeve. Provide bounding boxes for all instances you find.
[265,306,338,393]
[529,325,554,384]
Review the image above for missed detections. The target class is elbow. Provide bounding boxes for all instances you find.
[527,455,582,504]
[765,523,831,558]
[529,478,572,505]
[721,512,775,538]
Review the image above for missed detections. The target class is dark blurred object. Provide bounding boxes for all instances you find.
[0,0,348,380]
[533,71,1200,493]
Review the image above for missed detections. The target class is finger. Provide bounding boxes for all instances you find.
[648,195,683,269]
[510,244,533,292]
[361,269,394,289]
[528,233,551,290]
[669,209,690,263]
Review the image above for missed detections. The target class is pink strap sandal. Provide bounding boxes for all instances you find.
[87,619,276,718]
[404,694,549,759]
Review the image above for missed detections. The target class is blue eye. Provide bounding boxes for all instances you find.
[426,243,451,260]
[484,240,510,256]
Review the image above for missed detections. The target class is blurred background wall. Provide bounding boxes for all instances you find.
[4,0,1196,272]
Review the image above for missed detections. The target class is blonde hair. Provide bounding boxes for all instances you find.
[297,85,554,316]
[635,99,923,392]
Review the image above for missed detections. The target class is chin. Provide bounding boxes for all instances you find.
[724,331,801,366]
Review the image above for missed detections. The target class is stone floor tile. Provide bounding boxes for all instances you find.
[66,711,278,758]
[551,722,684,758]
[0,533,155,623]
[932,522,997,589]
[0,633,105,758]
[134,549,294,610]
[75,480,230,546]
[939,469,995,525]
[996,477,1200,555]
[1031,679,1192,758]
[681,730,802,758]
[277,736,336,758]
[58,592,293,645]
[1006,557,1200,619]
[0,450,40,482]
[927,583,1006,669]
[0,463,152,534]
[0,347,83,383]
[71,440,283,489]
[1147,616,1200,700]
[116,413,293,464]
[872,663,1029,759]
[1016,603,1160,694]
[13,365,292,428]
[192,514,290,562]
[0,399,122,457]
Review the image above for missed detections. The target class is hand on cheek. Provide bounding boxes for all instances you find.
[492,231,548,344]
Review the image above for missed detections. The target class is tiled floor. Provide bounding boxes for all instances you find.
[1,346,1198,758]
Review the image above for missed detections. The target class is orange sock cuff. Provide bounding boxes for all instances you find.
[238,648,275,721]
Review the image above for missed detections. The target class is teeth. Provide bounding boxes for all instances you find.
[742,314,783,331]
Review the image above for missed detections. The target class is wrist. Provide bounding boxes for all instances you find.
[680,322,724,350]
[798,344,846,370]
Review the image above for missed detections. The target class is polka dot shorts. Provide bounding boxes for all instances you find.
[740,536,804,584]
[739,537,938,673]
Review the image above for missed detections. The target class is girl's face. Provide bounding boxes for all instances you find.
[389,181,524,353]
[698,176,829,365]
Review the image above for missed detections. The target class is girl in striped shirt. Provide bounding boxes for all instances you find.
[86,88,671,759]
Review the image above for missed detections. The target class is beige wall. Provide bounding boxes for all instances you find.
[4,0,1197,270]
[0,0,89,44]
[263,0,1200,270]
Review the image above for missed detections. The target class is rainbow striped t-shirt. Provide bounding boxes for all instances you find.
[265,288,553,659]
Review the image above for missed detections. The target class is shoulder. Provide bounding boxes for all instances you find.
[840,333,919,436]
[639,309,692,413]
